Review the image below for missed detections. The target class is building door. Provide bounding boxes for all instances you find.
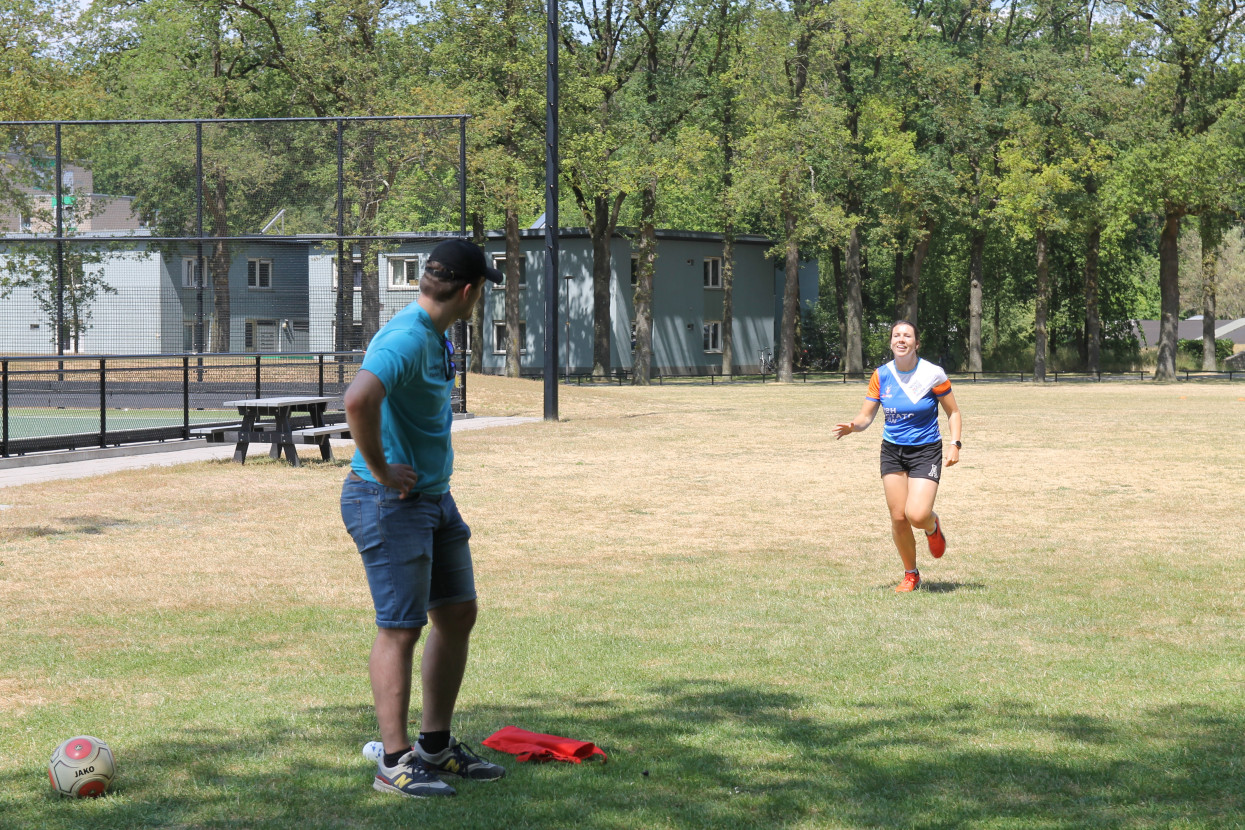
[254,320,278,352]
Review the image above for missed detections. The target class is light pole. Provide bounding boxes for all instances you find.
[542,0,560,420]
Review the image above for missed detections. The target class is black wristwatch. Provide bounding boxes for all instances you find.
[952,440,962,449]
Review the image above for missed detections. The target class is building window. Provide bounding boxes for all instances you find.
[703,321,722,353]
[491,254,527,288]
[631,255,639,286]
[389,256,424,290]
[703,257,722,289]
[247,258,272,289]
[493,321,527,354]
[182,257,199,288]
[332,257,363,291]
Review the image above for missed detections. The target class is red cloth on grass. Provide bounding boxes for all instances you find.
[482,726,607,764]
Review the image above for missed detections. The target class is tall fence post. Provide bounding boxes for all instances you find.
[55,123,65,360]
[183,355,190,439]
[99,358,107,448]
[2,359,8,458]
[335,118,346,386]
[318,353,325,397]
[195,122,205,355]
[255,355,262,399]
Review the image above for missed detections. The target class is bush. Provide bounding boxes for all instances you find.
[1177,338,1234,364]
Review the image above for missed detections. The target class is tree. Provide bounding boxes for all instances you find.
[0,0,84,123]
[994,27,1108,381]
[0,242,117,353]
[86,0,303,353]
[1114,0,1245,380]
[623,0,730,384]
[0,165,118,352]
[422,0,548,376]
[734,0,852,381]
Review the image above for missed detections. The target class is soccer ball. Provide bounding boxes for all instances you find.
[48,736,115,798]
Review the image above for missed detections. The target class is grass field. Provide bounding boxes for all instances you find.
[1,377,1242,829]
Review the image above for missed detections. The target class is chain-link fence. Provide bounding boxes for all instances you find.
[0,116,471,452]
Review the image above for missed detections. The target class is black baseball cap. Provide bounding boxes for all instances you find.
[427,239,504,284]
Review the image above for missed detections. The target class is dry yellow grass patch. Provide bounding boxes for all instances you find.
[1,376,1241,692]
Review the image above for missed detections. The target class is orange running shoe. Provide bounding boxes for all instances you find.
[926,516,946,559]
[895,571,921,592]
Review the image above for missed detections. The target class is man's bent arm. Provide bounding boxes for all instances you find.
[344,370,417,496]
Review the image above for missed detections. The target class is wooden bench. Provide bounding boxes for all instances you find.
[292,424,351,440]
[191,424,243,441]
[291,424,351,461]
[191,422,350,462]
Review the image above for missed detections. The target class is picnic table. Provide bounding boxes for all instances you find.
[214,396,348,466]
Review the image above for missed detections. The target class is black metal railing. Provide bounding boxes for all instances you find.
[0,350,466,457]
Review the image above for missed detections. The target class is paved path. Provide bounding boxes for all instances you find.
[0,416,540,489]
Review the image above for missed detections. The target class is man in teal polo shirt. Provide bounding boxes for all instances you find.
[341,239,505,799]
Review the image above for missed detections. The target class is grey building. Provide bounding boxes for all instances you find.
[323,229,818,375]
[4,229,817,373]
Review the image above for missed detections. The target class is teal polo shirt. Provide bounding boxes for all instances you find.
[349,302,454,494]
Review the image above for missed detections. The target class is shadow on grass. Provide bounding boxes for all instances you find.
[5,684,1241,829]
[0,514,137,542]
[919,580,985,594]
[870,580,984,593]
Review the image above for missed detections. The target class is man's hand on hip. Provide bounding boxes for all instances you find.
[375,463,418,498]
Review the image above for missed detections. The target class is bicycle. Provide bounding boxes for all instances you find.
[758,347,777,375]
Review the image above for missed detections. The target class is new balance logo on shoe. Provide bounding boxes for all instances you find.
[416,738,506,781]
[374,749,456,799]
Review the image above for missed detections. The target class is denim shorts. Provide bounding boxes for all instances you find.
[340,475,477,629]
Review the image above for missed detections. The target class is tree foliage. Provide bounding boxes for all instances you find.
[7,0,1245,373]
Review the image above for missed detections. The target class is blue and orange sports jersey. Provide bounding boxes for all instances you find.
[865,359,952,446]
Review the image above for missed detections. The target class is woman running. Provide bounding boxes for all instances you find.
[833,320,962,592]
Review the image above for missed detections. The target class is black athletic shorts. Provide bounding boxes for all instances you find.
[880,439,943,481]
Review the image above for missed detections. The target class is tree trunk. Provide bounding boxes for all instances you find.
[893,249,905,321]
[1034,228,1050,382]
[993,292,1001,356]
[205,172,231,354]
[778,204,800,382]
[504,207,521,377]
[1085,223,1101,374]
[335,241,349,354]
[844,226,865,374]
[632,8,659,386]
[468,213,485,372]
[721,225,735,377]
[1155,210,1181,381]
[831,245,846,361]
[359,238,380,346]
[355,129,383,346]
[591,208,612,378]
[899,221,932,326]
[1200,214,1219,371]
[578,191,624,378]
[967,226,985,372]
[632,182,656,384]
[720,92,736,379]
